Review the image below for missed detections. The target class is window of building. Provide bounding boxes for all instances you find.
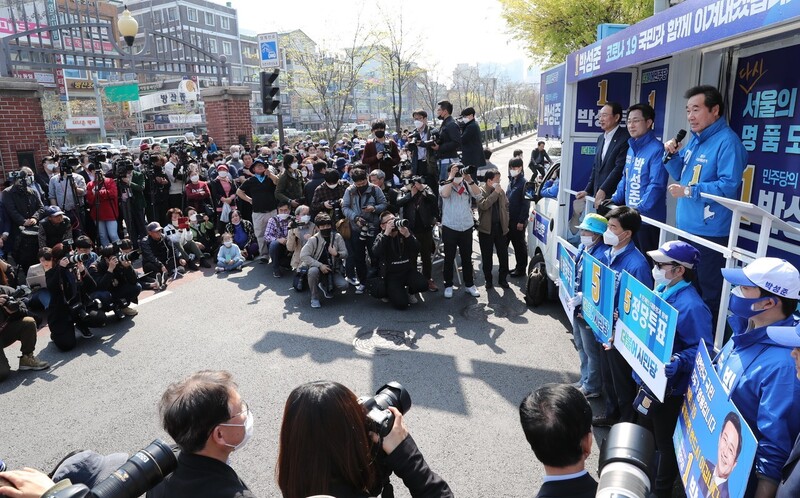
[153,10,163,24]
[208,39,218,53]
[222,41,232,56]
[63,56,87,79]
[156,38,165,53]
[167,7,177,21]
[220,17,230,30]
[204,12,215,26]
[171,39,179,52]
[187,8,198,22]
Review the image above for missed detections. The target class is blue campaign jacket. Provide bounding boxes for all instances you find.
[716,315,800,484]
[664,118,747,237]
[506,173,529,225]
[656,281,713,397]
[600,242,654,298]
[611,130,668,221]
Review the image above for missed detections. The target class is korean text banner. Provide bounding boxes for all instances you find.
[574,72,632,134]
[539,63,566,139]
[639,64,669,140]
[673,343,757,498]
[567,0,800,83]
[558,241,576,324]
[581,252,616,344]
[729,44,800,270]
[614,271,678,402]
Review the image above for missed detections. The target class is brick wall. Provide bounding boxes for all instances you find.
[200,86,253,151]
[0,78,49,178]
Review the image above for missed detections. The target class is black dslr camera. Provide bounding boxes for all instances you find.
[358,382,411,438]
[51,440,177,498]
[425,128,442,147]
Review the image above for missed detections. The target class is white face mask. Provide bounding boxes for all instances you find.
[46,163,57,172]
[509,169,521,177]
[224,240,233,247]
[300,215,310,223]
[652,266,673,287]
[219,409,254,451]
[414,119,423,129]
[218,171,229,179]
[580,235,595,248]
[290,163,298,170]
[301,169,308,178]
[232,152,240,159]
[190,175,200,183]
[452,177,463,185]
[603,229,620,246]
[326,183,337,189]
[277,213,290,220]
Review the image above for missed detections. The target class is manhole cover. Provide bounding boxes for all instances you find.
[354,329,414,355]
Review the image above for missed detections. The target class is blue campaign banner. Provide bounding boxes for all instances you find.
[614,272,678,401]
[570,141,597,194]
[558,241,577,324]
[574,72,632,133]
[729,44,800,271]
[532,211,549,245]
[567,0,800,83]
[673,343,757,498]
[639,64,669,140]
[539,63,566,139]
[581,252,616,344]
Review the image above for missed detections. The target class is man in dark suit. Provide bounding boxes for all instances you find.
[576,102,630,208]
[432,100,462,182]
[519,384,597,498]
[697,411,742,498]
[459,107,486,178]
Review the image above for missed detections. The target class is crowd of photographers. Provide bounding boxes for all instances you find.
[0,101,533,380]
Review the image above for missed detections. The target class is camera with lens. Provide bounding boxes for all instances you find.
[8,170,28,185]
[51,439,177,498]
[1,285,32,316]
[68,252,90,265]
[86,149,107,168]
[358,382,411,438]
[114,157,134,178]
[62,238,75,251]
[393,219,408,229]
[358,222,377,241]
[59,154,80,175]
[458,166,470,177]
[118,251,140,263]
[596,423,657,498]
[424,128,442,147]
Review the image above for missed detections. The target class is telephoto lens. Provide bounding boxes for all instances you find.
[358,382,412,438]
[459,167,470,177]
[68,253,90,264]
[393,219,408,229]
[87,439,177,498]
[118,251,140,263]
[596,423,657,498]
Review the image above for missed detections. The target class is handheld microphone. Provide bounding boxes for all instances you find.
[663,129,687,164]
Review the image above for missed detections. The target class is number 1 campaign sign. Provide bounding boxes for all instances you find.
[614,271,677,402]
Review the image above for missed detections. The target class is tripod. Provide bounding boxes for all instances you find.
[59,171,85,236]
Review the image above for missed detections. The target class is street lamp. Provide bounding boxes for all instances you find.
[118,7,138,47]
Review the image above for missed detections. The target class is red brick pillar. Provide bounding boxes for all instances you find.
[200,86,253,150]
[0,78,49,179]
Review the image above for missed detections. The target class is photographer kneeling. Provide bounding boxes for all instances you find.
[0,284,49,381]
[89,240,141,320]
[277,380,452,498]
[371,211,428,309]
[299,213,348,309]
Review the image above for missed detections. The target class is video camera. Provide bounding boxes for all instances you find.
[169,140,195,180]
[57,153,81,175]
[1,285,32,315]
[358,382,411,438]
[7,170,29,186]
[596,423,657,498]
[86,149,107,168]
[51,440,177,498]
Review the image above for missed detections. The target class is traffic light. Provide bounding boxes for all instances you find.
[261,69,280,115]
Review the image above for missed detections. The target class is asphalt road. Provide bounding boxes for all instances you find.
[1,134,609,497]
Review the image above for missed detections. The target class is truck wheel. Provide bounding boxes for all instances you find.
[524,253,548,307]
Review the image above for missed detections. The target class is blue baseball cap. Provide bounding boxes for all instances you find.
[576,213,607,235]
[45,206,64,217]
[722,257,800,299]
[647,241,700,269]
[767,322,800,348]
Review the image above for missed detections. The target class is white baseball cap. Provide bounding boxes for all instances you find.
[721,257,800,299]
[767,322,800,348]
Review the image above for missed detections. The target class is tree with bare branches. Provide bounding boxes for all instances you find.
[378,12,424,132]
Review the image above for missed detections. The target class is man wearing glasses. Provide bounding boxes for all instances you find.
[576,102,630,208]
[611,103,668,256]
[147,370,256,498]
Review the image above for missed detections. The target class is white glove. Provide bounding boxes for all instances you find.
[568,292,583,308]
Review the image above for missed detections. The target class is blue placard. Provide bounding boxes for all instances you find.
[614,272,678,401]
[261,41,277,63]
[673,343,757,498]
[729,44,800,271]
[533,211,549,244]
[558,242,577,324]
[639,64,669,140]
[567,0,800,83]
[574,72,632,133]
[539,63,566,139]
[581,252,616,344]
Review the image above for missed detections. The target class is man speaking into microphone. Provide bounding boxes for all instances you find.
[663,85,747,319]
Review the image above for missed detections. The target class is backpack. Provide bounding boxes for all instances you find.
[524,255,548,307]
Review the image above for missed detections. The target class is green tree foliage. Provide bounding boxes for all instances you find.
[500,0,651,66]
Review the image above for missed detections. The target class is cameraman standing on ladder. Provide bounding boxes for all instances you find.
[165,149,185,211]
[47,155,86,237]
[432,100,462,182]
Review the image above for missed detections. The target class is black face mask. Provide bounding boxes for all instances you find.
[357,185,368,194]
[320,229,332,238]
[374,130,385,139]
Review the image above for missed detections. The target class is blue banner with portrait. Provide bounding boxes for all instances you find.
[539,63,566,139]
[614,272,678,402]
[558,241,577,324]
[581,252,616,344]
[673,343,757,498]
[639,64,669,140]
[574,72,632,133]
[729,44,800,270]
